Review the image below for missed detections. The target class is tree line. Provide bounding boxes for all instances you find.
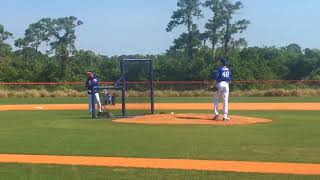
[0,0,319,83]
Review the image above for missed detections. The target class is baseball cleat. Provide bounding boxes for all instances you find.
[223,117,231,121]
[213,115,219,120]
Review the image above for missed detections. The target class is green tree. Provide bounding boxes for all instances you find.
[222,1,249,56]
[286,43,302,55]
[15,20,50,60]
[203,0,249,57]
[15,17,83,80]
[0,24,12,42]
[0,24,13,57]
[167,0,203,60]
[203,0,225,58]
[169,31,202,57]
[48,17,83,79]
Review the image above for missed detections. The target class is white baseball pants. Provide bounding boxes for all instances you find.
[214,81,230,118]
[88,93,102,113]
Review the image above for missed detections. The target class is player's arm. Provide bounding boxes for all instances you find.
[228,70,233,83]
[84,79,92,94]
[85,79,89,88]
[210,69,219,90]
[89,77,99,93]
[91,77,98,87]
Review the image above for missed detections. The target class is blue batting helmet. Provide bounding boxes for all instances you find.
[220,57,229,66]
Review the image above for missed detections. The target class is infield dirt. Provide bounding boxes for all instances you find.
[1,103,320,111]
[0,154,319,175]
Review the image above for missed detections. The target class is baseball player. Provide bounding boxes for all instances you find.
[85,71,103,114]
[213,58,232,121]
[103,89,114,105]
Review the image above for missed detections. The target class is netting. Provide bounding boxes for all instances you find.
[122,60,153,116]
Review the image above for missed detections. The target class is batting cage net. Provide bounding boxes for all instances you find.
[88,58,154,119]
[119,59,154,117]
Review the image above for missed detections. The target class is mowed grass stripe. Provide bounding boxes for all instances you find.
[1,96,320,105]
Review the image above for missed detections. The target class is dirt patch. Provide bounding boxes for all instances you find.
[0,154,319,175]
[113,114,272,125]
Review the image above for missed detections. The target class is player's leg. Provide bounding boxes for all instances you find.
[94,92,103,113]
[214,84,222,119]
[222,83,230,120]
[88,94,92,114]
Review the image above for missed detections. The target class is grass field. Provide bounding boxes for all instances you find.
[1,96,320,104]
[0,97,319,179]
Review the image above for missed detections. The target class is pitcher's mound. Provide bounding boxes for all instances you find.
[113,114,272,125]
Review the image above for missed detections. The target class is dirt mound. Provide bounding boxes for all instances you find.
[113,114,272,125]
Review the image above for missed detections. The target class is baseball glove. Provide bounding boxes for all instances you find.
[210,85,218,91]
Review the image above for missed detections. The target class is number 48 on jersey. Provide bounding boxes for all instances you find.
[222,71,230,78]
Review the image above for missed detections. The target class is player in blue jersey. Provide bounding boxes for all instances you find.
[213,58,232,121]
[85,71,103,114]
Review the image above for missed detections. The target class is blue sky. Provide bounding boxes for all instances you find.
[1,0,320,56]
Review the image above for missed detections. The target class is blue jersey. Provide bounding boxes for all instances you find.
[215,66,232,82]
[85,75,99,94]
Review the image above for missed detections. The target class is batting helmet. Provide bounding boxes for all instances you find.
[220,57,229,66]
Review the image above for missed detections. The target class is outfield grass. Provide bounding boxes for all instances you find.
[0,110,319,163]
[0,164,319,180]
[1,96,320,104]
[0,100,320,179]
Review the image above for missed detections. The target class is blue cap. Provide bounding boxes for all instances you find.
[220,57,228,66]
